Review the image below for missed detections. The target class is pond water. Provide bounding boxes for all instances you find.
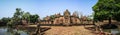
[0,27,29,35]
[103,26,120,35]
[1,26,120,35]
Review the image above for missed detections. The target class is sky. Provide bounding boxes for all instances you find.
[0,0,98,19]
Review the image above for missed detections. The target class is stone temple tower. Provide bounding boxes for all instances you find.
[64,9,70,18]
[63,9,71,25]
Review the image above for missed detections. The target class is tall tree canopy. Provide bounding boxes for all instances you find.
[22,12,31,22]
[22,12,39,23]
[29,14,39,23]
[93,0,120,21]
[8,8,24,26]
[0,17,11,26]
[7,8,40,26]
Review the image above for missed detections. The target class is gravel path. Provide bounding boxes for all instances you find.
[45,26,96,35]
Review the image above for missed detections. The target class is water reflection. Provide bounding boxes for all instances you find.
[103,28,120,35]
[0,27,28,35]
[111,29,119,35]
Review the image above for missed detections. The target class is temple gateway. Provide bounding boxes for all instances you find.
[41,9,87,26]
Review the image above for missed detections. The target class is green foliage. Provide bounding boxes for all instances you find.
[7,19,15,27]
[93,0,120,21]
[29,14,39,23]
[50,15,56,20]
[0,17,11,26]
[14,8,23,19]
[12,8,23,25]
[22,12,39,23]
[7,8,40,26]
[86,15,93,21]
[7,8,23,27]
[22,12,31,22]
[1,17,11,23]
[0,8,40,26]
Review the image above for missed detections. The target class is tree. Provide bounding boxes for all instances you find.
[50,15,56,20]
[92,0,120,24]
[29,14,39,23]
[0,17,11,26]
[22,12,31,23]
[7,19,15,27]
[8,8,24,26]
[0,8,40,26]
[13,8,23,24]
[13,8,23,18]
[22,12,40,23]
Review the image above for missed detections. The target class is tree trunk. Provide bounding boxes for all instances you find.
[108,17,112,28]
[109,17,111,24]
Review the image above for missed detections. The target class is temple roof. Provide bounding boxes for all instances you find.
[64,9,70,16]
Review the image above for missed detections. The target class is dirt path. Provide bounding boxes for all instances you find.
[45,26,96,35]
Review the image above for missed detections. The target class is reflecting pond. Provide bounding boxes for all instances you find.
[1,26,120,35]
[0,27,29,35]
[103,26,120,35]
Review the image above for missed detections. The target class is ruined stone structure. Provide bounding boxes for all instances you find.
[41,9,82,25]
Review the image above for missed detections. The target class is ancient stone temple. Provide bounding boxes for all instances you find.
[41,9,81,25]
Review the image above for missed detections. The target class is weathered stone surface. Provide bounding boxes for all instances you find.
[41,9,83,25]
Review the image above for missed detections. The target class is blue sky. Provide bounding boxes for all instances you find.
[0,0,98,19]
